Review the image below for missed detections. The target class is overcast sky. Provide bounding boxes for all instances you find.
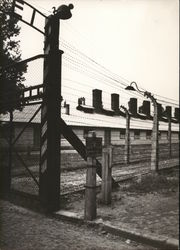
[16,0,179,109]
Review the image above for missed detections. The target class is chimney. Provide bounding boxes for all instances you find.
[164,106,172,118]
[111,93,119,112]
[128,98,137,115]
[93,89,103,111]
[174,107,180,120]
[139,100,150,116]
[78,98,82,105]
[78,97,85,106]
[157,103,164,118]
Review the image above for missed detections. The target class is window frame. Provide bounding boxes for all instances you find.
[119,129,125,139]
[83,128,90,139]
[134,129,140,140]
[146,130,152,140]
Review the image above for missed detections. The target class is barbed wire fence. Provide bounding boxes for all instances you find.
[0,2,179,197]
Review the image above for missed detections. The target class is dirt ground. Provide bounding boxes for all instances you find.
[62,168,179,239]
[0,200,157,250]
[2,161,179,249]
[11,158,179,195]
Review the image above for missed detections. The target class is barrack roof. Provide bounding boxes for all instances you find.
[0,104,179,132]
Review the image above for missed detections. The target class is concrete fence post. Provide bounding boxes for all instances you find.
[120,106,130,164]
[168,117,172,158]
[101,129,112,204]
[125,112,130,164]
[84,154,97,220]
[151,101,159,172]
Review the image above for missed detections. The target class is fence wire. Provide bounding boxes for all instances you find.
[0,104,179,196]
[0,105,41,196]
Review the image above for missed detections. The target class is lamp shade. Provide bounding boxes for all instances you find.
[125,85,136,91]
[56,4,74,20]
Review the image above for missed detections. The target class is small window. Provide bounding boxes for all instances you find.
[146,131,152,140]
[83,128,89,139]
[158,131,161,139]
[172,132,179,139]
[160,131,168,139]
[134,130,140,139]
[119,129,125,139]
[164,132,168,139]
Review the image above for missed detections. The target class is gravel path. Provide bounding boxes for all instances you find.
[11,158,179,195]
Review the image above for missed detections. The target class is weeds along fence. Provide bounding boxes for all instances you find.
[0,57,44,196]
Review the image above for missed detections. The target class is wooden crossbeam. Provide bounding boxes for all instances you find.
[60,118,118,188]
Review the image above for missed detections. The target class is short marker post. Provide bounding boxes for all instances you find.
[85,131,102,220]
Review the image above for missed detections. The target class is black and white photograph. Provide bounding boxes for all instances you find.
[0,0,179,249]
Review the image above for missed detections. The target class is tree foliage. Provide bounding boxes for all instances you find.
[0,0,27,114]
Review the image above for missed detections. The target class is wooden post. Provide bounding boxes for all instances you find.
[101,130,112,204]
[39,15,61,212]
[85,131,102,220]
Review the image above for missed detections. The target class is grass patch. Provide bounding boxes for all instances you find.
[122,169,179,194]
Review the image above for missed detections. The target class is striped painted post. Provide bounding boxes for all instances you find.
[39,15,62,212]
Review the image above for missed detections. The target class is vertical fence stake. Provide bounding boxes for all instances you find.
[124,111,130,164]
[85,131,102,220]
[102,147,112,204]
[168,117,172,158]
[84,154,97,220]
[7,110,13,192]
[101,130,112,204]
[85,132,97,221]
[151,102,159,172]
[120,106,130,164]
